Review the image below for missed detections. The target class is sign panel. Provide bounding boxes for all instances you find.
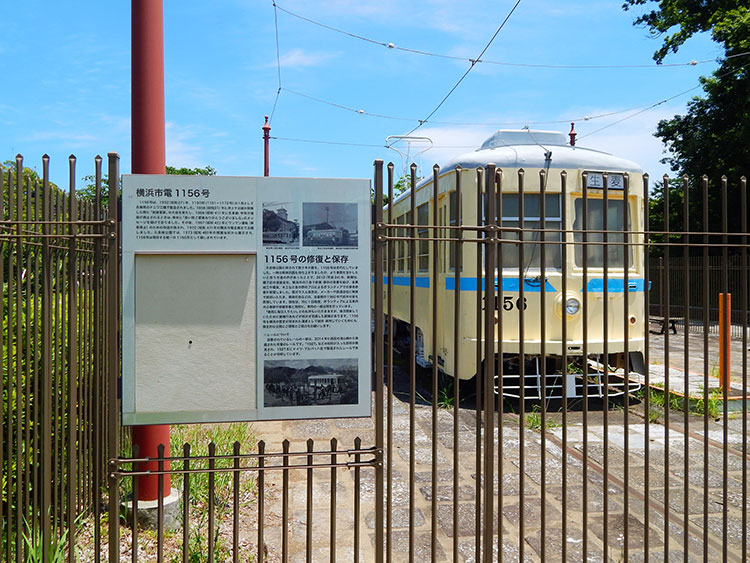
[122,175,371,424]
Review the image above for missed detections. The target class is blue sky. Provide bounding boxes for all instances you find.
[0,1,722,188]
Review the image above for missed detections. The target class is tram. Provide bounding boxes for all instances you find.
[379,129,647,399]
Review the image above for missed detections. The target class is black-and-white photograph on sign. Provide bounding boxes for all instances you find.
[262,202,299,247]
[302,202,359,247]
[263,358,358,407]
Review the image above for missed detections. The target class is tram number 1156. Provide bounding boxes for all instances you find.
[483,295,528,311]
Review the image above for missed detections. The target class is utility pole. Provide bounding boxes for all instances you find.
[131,0,171,502]
[263,115,271,177]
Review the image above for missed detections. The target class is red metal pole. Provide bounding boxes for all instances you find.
[132,0,170,501]
[263,116,271,177]
[568,122,577,146]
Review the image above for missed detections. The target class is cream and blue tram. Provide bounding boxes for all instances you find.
[380,129,646,399]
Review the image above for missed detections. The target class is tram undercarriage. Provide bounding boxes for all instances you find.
[383,318,644,402]
[493,352,644,401]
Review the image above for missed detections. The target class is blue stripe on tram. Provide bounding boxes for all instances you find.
[372,276,648,293]
[585,278,647,292]
[376,275,430,288]
[445,277,557,292]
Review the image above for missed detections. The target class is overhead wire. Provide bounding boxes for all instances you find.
[578,60,750,140]
[269,1,283,122]
[268,1,747,153]
[273,58,744,151]
[282,88,413,121]
[273,1,748,70]
[270,136,386,148]
[282,86,663,127]
[404,0,524,136]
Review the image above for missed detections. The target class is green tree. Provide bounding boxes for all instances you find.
[1,158,62,207]
[165,165,217,176]
[623,1,749,246]
[371,173,411,205]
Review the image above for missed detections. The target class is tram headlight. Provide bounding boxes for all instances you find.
[565,297,581,316]
[554,293,582,319]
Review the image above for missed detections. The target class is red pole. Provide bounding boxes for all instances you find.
[263,115,271,177]
[132,0,170,501]
[568,122,577,146]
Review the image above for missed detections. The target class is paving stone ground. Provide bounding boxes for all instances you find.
[248,332,748,561]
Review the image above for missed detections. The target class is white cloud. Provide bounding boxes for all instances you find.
[165,122,204,169]
[276,48,339,68]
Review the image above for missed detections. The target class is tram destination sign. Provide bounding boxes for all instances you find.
[121,175,371,424]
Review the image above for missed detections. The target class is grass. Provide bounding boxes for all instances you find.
[416,373,462,409]
[168,423,258,562]
[169,422,258,508]
[525,405,562,432]
[80,422,260,562]
[566,361,584,375]
[634,381,723,421]
[436,378,456,409]
[171,423,256,563]
[19,513,84,563]
[21,519,71,563]
[694,385,723,419]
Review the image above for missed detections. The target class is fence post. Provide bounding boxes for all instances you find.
[372,160,384,563]
[719,293,731,390]
[107,152,121,563]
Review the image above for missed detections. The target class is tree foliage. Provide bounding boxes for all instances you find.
[165,165,217,176]
[623,0,748,63]
[623,1,749,246]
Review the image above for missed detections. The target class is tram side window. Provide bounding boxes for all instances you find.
[499,193,562,270]
[573,198,632,268]
[448,191,461,270]
[417,203,430,272]
[405,210,413,272]
[395,215,405,272]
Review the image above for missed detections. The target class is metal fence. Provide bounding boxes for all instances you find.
[650,254,749,338]
[370,164,748,562]
[2,157,748,562]
[0,154,118,563]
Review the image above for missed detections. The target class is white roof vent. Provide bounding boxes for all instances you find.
[479,129,569,150]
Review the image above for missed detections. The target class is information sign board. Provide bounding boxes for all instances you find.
[121,175,371,424]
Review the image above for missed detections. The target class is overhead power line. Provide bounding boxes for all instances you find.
[273,60,750,152]
[405,0,524,136]
[282,86,659,127]
[270,136,386,148]
[269,1,283,122]
[268,1,750,156]
[578,60,750,140]
[273,1,747,70]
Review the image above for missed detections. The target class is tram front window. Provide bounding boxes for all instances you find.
[573,198,632,268]
[498,193,562,271]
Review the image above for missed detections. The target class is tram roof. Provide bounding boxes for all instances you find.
[448,130,643,175]
[390,130,644,206]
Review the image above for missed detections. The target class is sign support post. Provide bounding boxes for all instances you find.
[131,0,171,502]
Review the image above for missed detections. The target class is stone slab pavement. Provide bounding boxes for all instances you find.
[249,383,749,562]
